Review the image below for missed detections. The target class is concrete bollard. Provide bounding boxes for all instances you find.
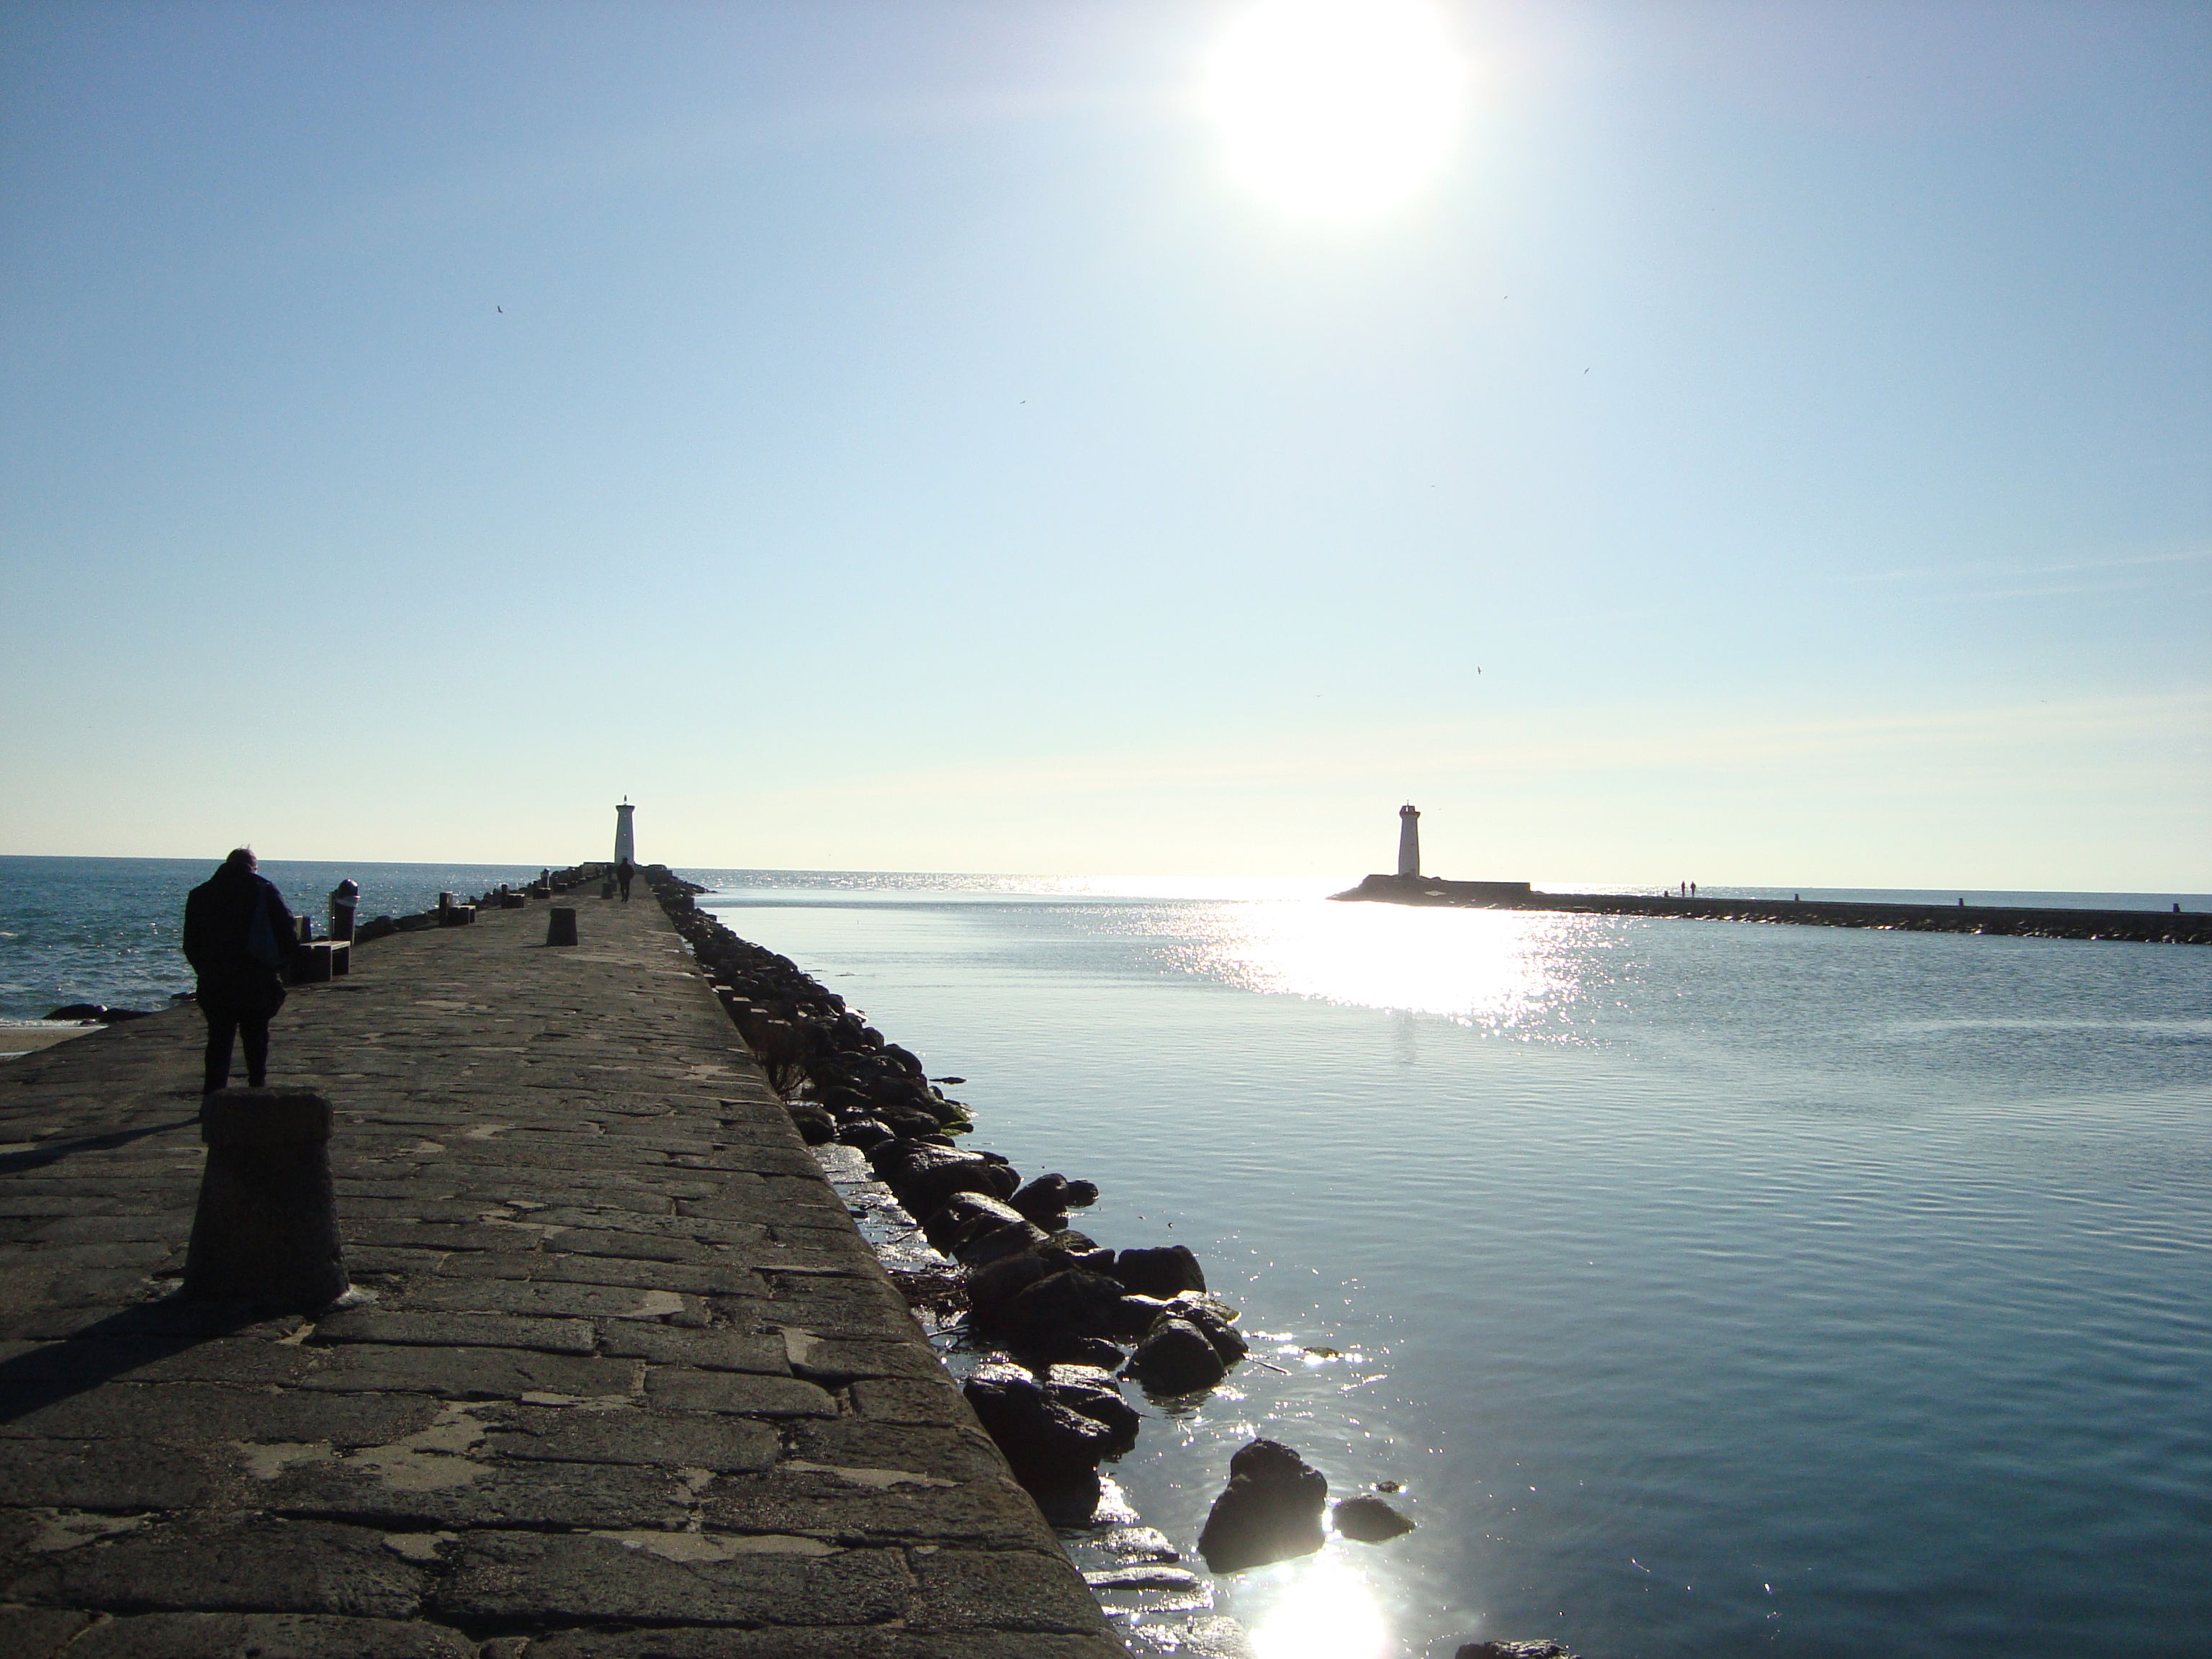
[183,1088,349,1309]
[547,907,578,947]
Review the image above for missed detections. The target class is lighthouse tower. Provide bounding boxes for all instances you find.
[613,799,637,867]
[1397,803,1421,878]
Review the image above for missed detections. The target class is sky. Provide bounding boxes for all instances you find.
[2,0,2206,889]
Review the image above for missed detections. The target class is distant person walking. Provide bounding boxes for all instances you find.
[617,857,635,902]
[182,848,297,1094]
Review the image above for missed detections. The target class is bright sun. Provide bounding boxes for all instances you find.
[1204,0,1465,220]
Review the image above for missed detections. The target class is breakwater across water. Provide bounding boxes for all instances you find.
[1334,874,2212,944]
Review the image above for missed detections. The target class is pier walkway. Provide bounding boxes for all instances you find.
[0,891,1120,1657]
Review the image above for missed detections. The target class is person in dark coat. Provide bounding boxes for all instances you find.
[617,857,634,902]
[182,848,297,1094]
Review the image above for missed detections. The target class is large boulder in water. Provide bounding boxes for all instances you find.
[1042,1363,1141,1457]
[1197,1439,1328,1573]
[1333,1494,1416,1542]
[962,1364,1116,1486]
[1159,1292,1247,1363]
[922,1194,1049,1266]
[964,1250,1054,1325]
[1008,1173,1096,1227]
[984,1269,1125,1349]
[1043,1231,1118,1275]
[1111,1244,1206,1298]
[1125,1318,1227,1393]
[835,1117,894,1150]
[888,1147,1019,1215]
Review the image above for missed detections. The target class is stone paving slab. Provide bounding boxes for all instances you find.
[0,891,1122,1656]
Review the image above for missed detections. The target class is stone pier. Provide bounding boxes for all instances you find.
[0,888,1121,1656]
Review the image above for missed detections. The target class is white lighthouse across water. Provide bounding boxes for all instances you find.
[613,799,636,867]
[1342,802,1529,904]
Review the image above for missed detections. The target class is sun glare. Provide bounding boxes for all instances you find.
[1246,1557,1392,1659]
[1205,0,1465,220]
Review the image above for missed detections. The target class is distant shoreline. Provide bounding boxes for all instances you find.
[1331,874,2212,945]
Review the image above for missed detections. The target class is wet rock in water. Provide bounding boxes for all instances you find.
[1332,1494,1415,1542]
[1112,1244,1207,1298]
[1028,1334,1126,1370]
[987,1268,1128,1348]
[784,1103,836,1145]
[1044,1231,1117,1273]
[1197,1438,1329,1573]
[964,1250,1055,1324]
[889,1146,1020,1215]
[963,1367,1118,1486]
[1158,1292,1249,1364]
[1099,1525,1179,1563]
[1110,1294,1173,1341]
[1125,1317,1228,1393]
[922,1194,1048,1267]
[1455,1644,1578,1659]
[835,1117,894,1150]
[44,1004,105,1022]
[1009,1173,1082,1227]
[1043,1363,1141,1456]
[1085,1565,1205,1592]
[865,1135,929,1179]
[881,1105,958,1141]
[1027,1466,1109,1529]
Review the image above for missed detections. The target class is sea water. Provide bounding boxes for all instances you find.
[688,873,2211,1659]
[7,857,2208,1655]
[0,855,545,1022]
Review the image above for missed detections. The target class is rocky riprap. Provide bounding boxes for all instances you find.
[642,868,1264,1524]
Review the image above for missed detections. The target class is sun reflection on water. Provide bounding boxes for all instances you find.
[1157,899,1601,1030]
[1244,1557,1392,1659]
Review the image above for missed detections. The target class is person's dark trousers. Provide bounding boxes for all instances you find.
[201,999,271,1093]
[619,878,632,901]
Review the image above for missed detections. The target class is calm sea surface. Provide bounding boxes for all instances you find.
[0,855,544,1021]
[689,873,2211,1659]
[5,857,2208,1657]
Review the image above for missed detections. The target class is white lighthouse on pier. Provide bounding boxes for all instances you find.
[613,799,636,866]
[1397,803,1421,878]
